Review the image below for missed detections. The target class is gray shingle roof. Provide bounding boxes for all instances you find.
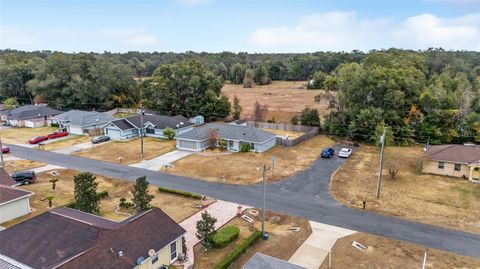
[7,105,62,120]
[126,114,193,130]
[425,144,480,164]
[52,110,113,127]
[109,118,136,130]
[176,123,276,143]
[242,253,307,269]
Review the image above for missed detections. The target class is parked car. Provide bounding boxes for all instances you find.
[1,146,10,153]
[11,171,36,185]
[91,135,110,144]
[338,148,353,158]
[321,147,335,158]
[28,136,48,144]
[47,130,69,139]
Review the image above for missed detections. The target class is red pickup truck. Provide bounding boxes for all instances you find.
[47,130,69,139]
[28,136,48,144]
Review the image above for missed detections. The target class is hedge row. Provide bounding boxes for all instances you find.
[213,226,240,248]
[158,187,202,199]
[213,230,261,269]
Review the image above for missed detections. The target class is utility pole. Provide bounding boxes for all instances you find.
[261,164,268,240]
[0,137,4,170]
[376,127,386,199]
[140,105,145,160]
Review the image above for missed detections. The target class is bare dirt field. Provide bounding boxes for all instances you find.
[330,145,480,234]
[1,169,205,227]
[3,159,46,173]
[0,126,57,144]
[73,137,176,165]
[319,233,480,269]
[170,135,335,185]
[194,210,311,269]
[222,81,327,123]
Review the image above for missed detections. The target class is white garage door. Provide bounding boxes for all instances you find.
[178,139,197,151]
[106,128,121,139]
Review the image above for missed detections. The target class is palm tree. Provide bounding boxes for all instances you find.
[49,178,59,190]
[46,196,54,208]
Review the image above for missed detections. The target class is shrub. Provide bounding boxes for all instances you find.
[158,186,202,199]
[212,226,240,248]
[214,230,261,269]
[97,190,109,199]
[239,142,251,152]
[50,123,59,127]
[163,127,176,140]
[119,197,133,209]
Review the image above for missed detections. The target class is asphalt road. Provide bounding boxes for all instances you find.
[5,144,480,259]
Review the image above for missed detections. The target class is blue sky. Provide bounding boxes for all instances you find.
[1,0,479,52]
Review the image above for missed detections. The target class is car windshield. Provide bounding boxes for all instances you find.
[340,149,349,153]
[322,148,331,152]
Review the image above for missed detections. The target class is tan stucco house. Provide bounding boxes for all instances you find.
[0,206,186,269]
[423,143,480,183]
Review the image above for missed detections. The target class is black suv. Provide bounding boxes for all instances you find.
[91,135,110,144]
[11,171,36,185]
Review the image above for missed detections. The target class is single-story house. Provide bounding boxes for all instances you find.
[423,143,480,182]
[176,123,277,153]
[0,169,33,223]
[104,114,194,140]
[6,104,62,128]
[51,110,114,135]
[0,207,186,269]
[242,253,307,269]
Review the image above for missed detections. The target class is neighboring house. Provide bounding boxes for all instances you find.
[0,207,186,269]
[242,253,307,269]
[51,110,113,135]
[176,123,277,153]
[104,114,194,140]
[423,143,480,182]
[0,169,33,223]
[6,104,62,128]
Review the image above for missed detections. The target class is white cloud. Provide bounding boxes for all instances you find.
[0,25,160,52]
[248,12,480,52]
[175,0,210,7]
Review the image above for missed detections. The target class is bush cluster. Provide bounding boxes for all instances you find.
[97,190,109,199]
[158,187,203,199]
[239,142,251,152]
[213,230,261,269]
[212,226,240,248]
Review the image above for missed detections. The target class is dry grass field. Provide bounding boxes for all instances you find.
[73,137,176,164]
[170,135,334,185]
[1,169,205,227]
[41,135,91,150]
[261,128,305,139]
[330,145,480,233]
[222,81,328,123]
[3,159,46,173]
[194,210,311,269]
[0,126,57,144]
[319,233,480,269]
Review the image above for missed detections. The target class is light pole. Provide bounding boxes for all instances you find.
[376,127,386,199]
[258,164,269,240]
[140,106,145,160]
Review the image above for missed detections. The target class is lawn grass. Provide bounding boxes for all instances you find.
[41,135,91,150]
[0,126,57,144]
[170,135,334,185]
[194,210,311,269]
[73,137,176,165]
[222,81,327,123]
[3,159,46,173]
[330,145,480,234]
[319,232,480,269]
[1,169,207,227]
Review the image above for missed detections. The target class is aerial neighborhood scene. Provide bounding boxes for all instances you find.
[1,0,480,268]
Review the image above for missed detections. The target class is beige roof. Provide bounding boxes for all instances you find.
[424,144,480,164]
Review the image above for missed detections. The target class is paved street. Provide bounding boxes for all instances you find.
[5,144,480,259]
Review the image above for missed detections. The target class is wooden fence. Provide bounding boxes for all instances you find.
[247,121,319,147]
[104,108,137,116]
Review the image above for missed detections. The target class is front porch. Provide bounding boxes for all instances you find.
[468,163,480,183]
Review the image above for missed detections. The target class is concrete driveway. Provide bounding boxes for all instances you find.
[129,150,192,171]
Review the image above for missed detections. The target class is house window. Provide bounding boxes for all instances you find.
[228,140,233,148]
[454,163,461,171]
[250,143,255,150]
[151,254,158,264]
[438,162,444,170]
[170,242,177,261]
[146,127,155,134]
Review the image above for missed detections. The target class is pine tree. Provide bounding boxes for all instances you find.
[196,211,217,250]
[73,172,100,214]
[132,176,154,211]
[232,95,242,120]
[243,69,255,88]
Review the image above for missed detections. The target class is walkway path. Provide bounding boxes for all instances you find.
[52,141,95,155]
[179,200,248,269]
[29,164,65,173]
[289,221,356,269]
[129,150,191,171]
